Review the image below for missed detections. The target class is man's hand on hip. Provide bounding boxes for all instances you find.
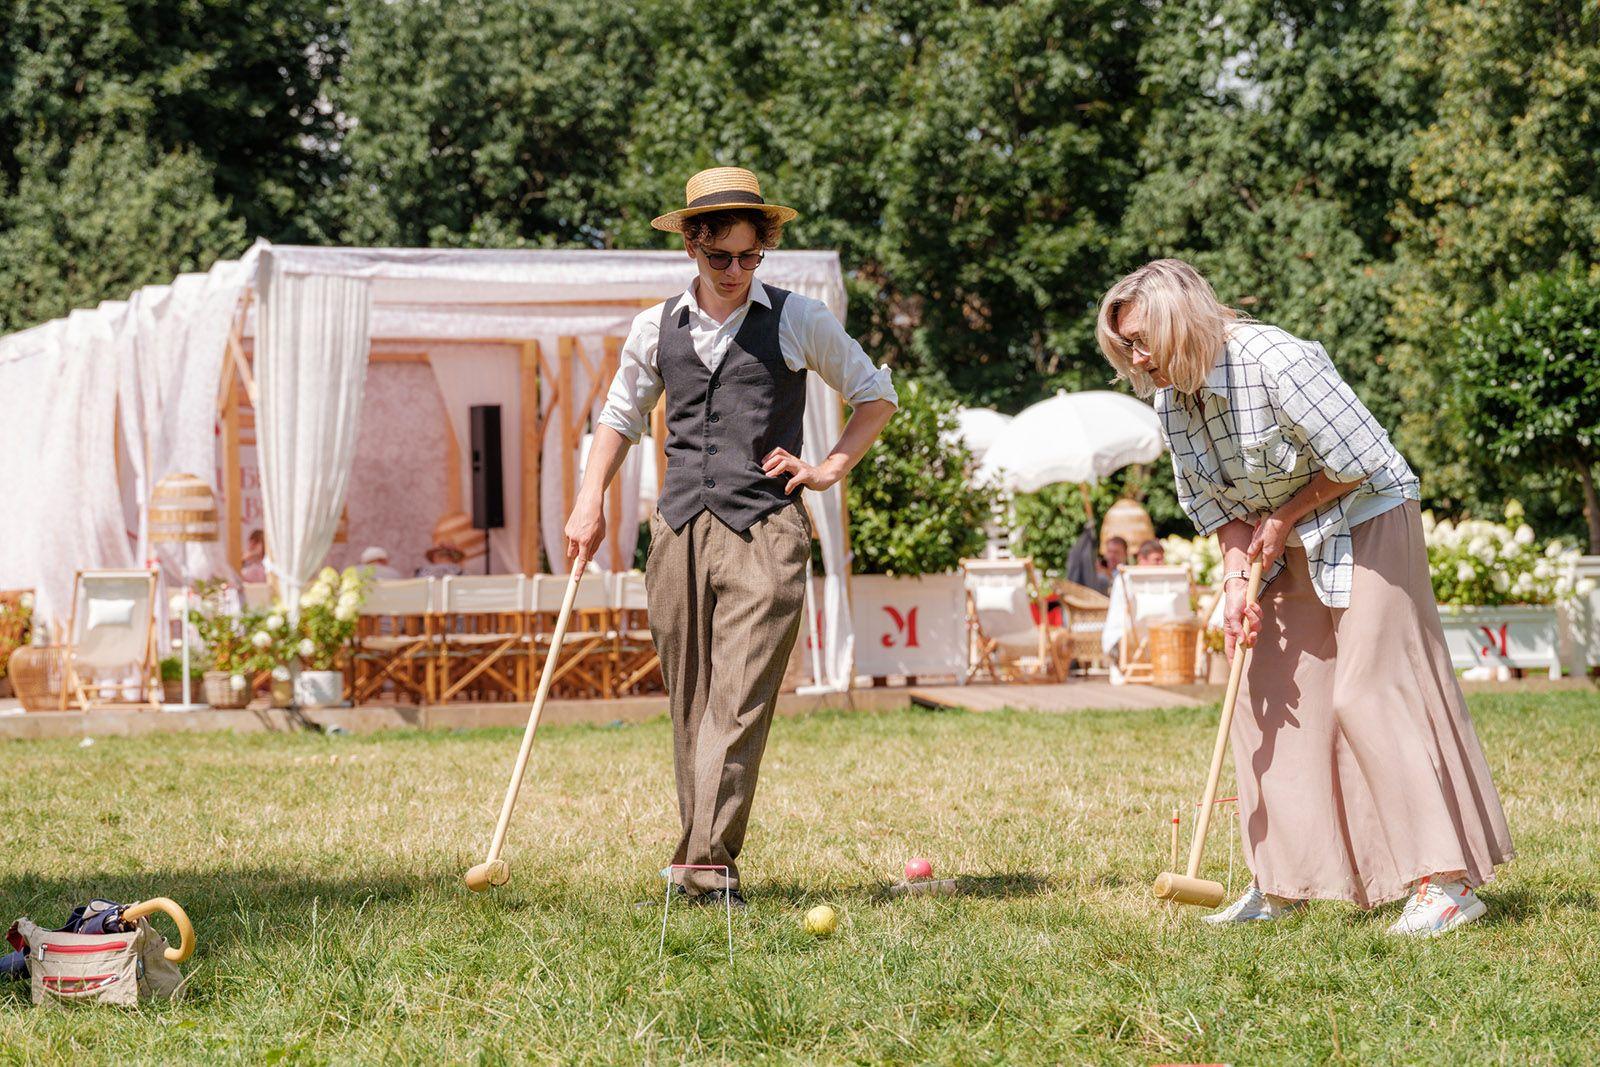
[762,448,841,494]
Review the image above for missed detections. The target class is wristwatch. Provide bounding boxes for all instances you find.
[1222,569,1251,586]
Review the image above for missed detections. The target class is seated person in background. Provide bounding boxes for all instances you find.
[1104,535,1129,579]
[360,546,403,580]
[414,542,465,578]
[1101,538,1170,674]
[239,529,267,584]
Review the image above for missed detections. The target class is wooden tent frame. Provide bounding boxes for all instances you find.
[214,295,666,580]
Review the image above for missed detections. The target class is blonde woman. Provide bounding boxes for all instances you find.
[1097,259,1512,934]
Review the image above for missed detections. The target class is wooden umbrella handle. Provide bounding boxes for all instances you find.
[122,897,195,963]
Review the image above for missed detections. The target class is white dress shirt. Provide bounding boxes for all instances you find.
[596,278,898,443]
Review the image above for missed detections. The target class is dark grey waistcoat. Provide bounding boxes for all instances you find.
[656,286,808,532]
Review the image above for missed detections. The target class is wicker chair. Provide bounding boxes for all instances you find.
[1054,579,1111,674]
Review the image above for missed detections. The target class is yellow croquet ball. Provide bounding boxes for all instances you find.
[803,905,838,937]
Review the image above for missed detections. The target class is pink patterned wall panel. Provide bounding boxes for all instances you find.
[327,361,451,575]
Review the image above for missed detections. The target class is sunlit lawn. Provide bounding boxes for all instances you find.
[2,689,1597,1064]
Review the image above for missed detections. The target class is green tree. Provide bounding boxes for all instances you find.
[1388,0,1600,538]
[1450,269,1600,552]
[847,382,995,575]
[0,0,344,242]
[329,0,652,246]
[1123,0,1422,432]
[0,133,246,333]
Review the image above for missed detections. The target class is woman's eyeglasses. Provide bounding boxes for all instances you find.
[1116,333,1153,359]
[699,248,765,271]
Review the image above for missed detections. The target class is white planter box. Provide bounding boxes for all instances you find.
[1571,556,1600,671]
[850,573,968,679]
[1437,604,1567,678]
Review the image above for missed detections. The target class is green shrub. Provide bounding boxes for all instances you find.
[846,382,995,575]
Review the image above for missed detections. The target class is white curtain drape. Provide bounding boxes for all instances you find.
[426,344,523,573]
[542,335,644,575]
[0,309,135,624]
[254,256,372,607]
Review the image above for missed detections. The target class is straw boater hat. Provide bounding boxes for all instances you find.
[650,167,799,233]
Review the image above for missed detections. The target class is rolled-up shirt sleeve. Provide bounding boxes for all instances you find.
[782,295,898,407]
[595,307,664,444]
[1263,342,1393,485]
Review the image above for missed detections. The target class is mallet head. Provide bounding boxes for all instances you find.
[464,859,510,892]
[1152,872,1225,907]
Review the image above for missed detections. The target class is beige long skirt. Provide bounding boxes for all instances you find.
[1233,501,1514,907]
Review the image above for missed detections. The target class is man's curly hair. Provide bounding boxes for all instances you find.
[682,208,783,250]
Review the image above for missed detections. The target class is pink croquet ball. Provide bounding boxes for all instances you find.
[904,857,933,881]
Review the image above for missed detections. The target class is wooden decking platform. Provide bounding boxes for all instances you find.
[909,681,1213,713]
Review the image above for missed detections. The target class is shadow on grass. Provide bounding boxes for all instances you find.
[745,870,1052,906]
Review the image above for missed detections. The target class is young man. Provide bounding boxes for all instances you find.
[564,167,897,906]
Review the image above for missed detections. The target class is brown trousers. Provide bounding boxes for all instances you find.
[1235,501,1514,907]
[645,502,811,893]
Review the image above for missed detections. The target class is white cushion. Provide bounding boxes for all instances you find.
[87,597,136,631]
[972,584,1023,614]
[1135,590,1188,620]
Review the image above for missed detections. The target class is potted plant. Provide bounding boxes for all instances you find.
[244,610,300,709]
[0,592,34,700]
[292,566,369,707]
[1426,503,1593,678]
[158,656,189,705]
[189,580,262,708]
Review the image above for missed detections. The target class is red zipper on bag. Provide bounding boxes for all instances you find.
[43,974,119,991]
[42,941,129,954]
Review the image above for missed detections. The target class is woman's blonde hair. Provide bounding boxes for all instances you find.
[1095,258,1239,397]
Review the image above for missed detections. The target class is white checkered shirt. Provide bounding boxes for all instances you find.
[1156,323,1419,607]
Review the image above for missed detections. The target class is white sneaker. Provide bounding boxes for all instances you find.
[1201,885,1306,924]
[1386,876,1486,937]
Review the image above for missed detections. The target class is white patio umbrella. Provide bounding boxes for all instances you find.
[947,407,1014,462]
[976,390,1163,492]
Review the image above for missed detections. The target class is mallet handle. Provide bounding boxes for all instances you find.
[1184,559,1262,881]
[482,559,588,866]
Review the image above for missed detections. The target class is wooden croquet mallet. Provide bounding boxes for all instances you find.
[464,558,588,892]
[1153,558,1263,908]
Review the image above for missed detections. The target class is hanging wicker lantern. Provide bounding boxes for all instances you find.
[149,474,219,544]
[1100,497,1155,555]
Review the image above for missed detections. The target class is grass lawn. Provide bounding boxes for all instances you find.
[2,689,1597,1064]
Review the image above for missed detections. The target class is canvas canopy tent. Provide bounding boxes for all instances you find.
[0,240,859,691]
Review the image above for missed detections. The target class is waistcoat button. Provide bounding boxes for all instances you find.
[704,478,715,488]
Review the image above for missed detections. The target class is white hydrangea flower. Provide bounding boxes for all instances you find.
[266,613,284,632]
[1545,541,1566,558]
[1493,570,1510,593]
[251,631,271,649]
[1579,578,1599,597]
[271,664,291,682]
[1456,561,1476,582]
[1534,559,1553,580]
[1514,524,1535,545]
[229,673,247,691]
[319,566,339,584]
[298,638,315,658]
[18,591,34,610]
[335,604,356,622]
